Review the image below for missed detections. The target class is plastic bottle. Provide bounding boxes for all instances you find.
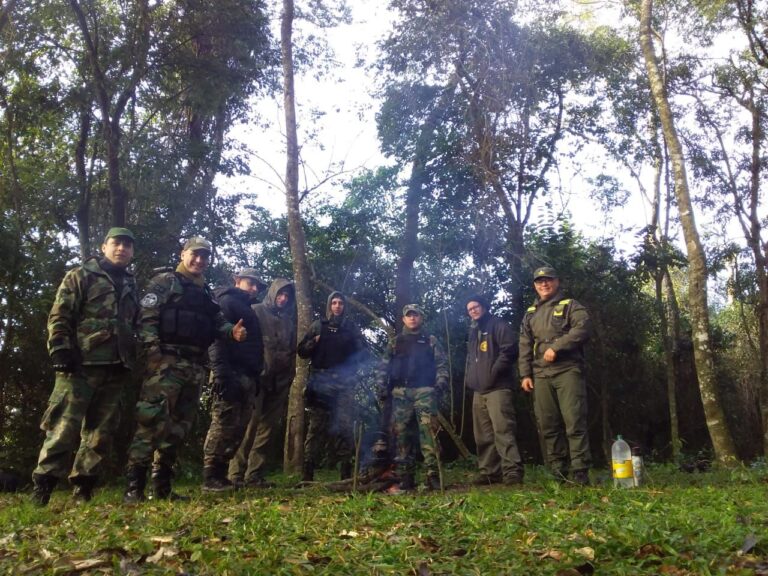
[612,435,634,488]
[631,447,643,487]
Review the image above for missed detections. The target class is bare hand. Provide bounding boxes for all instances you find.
[314,335,320,343]
[521,377,534,392]
[543,348,557,363]
[232,319,247,342]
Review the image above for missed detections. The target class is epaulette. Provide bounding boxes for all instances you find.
[153,266,174,274]
[526,305,537,313]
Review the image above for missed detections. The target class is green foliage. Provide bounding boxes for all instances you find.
[1,465,767,574]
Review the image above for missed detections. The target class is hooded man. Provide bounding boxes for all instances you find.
[201,268,265,492]
[297,291,367,481]
[465,294,524,486]
[123,236,247,503]
[32,227,139,506]
[519,266,592,485]
[229,278,296,487]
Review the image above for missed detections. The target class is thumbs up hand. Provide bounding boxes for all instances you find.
[232,318,248,342]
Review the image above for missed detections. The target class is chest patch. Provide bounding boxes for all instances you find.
[480,341,488,352]
[140,293,158,308]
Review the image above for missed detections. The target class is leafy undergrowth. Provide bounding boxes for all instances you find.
[2,464,768,575]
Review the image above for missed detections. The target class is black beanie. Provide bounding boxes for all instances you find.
[465,294,491,312]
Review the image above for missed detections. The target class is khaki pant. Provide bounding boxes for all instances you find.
[472,388,523,480]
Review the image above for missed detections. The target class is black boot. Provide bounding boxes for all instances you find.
[31,473,57,506]
[339,461,353,481]
[202,462,233,493]
[123,466,148,504]
[151,464,189,501]
[71,475,96,503]
[301,461,314,482]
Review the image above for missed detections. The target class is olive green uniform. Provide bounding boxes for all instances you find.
[519,291,592,475]
[34,257,139,482]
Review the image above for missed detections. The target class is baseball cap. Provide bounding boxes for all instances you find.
[533,266,558,280]
[104,227,135,242]
[183,236,212,253]
[235,267,265,287]
[402,304,425,316]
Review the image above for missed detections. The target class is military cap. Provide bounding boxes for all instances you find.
[402,304,425,317]
[533,266,559,280]
[183,236,212,253]
[235,267,266,287]
[104,227,135,242]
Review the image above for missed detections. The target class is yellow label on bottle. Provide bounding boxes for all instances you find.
[612,460,633,479]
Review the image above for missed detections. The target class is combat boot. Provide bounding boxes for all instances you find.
[71,475,96,503]
[339,461,353,481]
[31,473,57,507]
[301,461,314,482]
[425,473,441,491]
[202,462,233,493]
[123,466,148,504]
[571,469,590,487]
[151,464,189,501]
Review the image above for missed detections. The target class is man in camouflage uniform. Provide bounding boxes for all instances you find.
[229,278,296,487]
[519,266,592,485]
[123,237,247,502]
[32,227,139,506]
[201,268,265,492]
[384,304,448,492]
[297,291,366,481]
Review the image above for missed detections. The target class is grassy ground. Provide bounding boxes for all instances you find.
[1,463,767,575]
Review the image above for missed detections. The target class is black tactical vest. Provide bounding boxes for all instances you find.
[311,320,357,370]
[389,332,436,388]
[158,275,220,349]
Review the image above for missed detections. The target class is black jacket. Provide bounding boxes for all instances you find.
[209,286,264,382]
[465,313,518,393]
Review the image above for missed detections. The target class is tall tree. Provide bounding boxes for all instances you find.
[639,0,738,463]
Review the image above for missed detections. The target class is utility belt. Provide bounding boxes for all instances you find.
[159,345,206,363]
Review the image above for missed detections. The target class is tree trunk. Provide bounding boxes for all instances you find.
[640,0,738,464]
[75,98,92,259]
[281,0,311,473]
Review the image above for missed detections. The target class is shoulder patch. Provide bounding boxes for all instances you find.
[140,293,159,308]
[526,305,537,313]
[559,299,571,305]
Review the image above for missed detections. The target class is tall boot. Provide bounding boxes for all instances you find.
[123,466,148,504]
[71,475,97,503]
[31,473,57,507]
[151,464,189,501]
[202,461,233,493]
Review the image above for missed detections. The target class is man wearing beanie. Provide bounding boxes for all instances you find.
[32,227,140,506]
[123,236,247,503]
[464,294,524,486]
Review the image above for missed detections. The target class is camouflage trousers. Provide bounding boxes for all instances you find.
[34,365,129,480]
[391,386,440,476]
[203,372,259,467]
[304,370,356,468]
[125,353,206,470]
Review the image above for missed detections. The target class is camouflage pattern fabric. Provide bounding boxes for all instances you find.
[203,372,259,467]
[303,369,356,467]
[34,366,130,480]
[125,354,207,469]
[47,257,139,368]
[391,386,439,476]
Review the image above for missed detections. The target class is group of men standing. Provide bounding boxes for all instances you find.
[30,227,593,505]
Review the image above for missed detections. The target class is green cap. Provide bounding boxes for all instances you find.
[235,267,266,288]
[183,236,212,253]
[402,304,424,317]
[104,227,135,242]
[533,266,558,280]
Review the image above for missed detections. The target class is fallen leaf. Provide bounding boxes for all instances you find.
[221,517,233,525]
[739,533,758,555]
[71,557,111,571]
[574,547,595,561]
[150,535,174,544]
[340,530,359,538]
[0,533,17,546]
[305,552,331,565]
[146,545,178,564]
[635,543,665,558]
[540,549,565,561]
[414,536,440,552]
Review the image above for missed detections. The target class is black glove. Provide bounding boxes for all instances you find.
[51,349,77,373]
[214,377,244,403]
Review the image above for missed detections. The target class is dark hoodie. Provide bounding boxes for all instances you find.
[208,286,264,383]
[465,309,519,393]
[297,291,365,370]
[252,278,297,383]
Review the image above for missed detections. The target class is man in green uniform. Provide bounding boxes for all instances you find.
[229,278,296,487]
[385,304,449,492]
[519,266,592,485]
[32,227,139,506]
[123,237,247,502]
[298,291,366,481]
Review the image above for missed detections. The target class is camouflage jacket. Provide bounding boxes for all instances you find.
[139,271,234,357]
[518,290,591,378]
[47,257,139,368]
